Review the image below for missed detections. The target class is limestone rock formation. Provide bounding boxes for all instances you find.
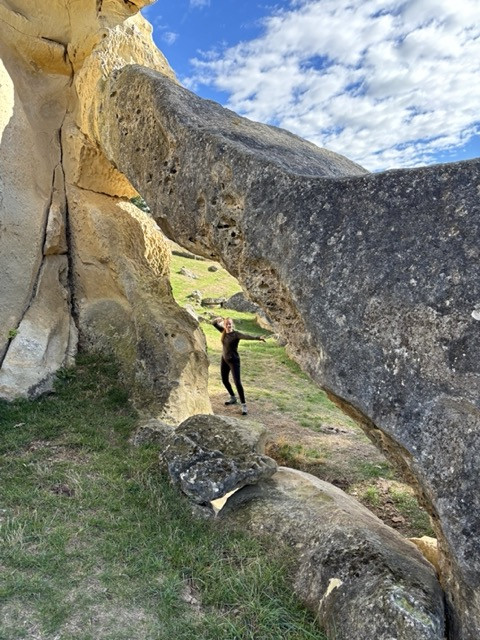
[130,418,174,447]
[0,1,211,420]
[410,536,440,573]
[224,292,262,314]
[2,1,480,636]
[161,414,277,505]
[97,66,480,638]
[0,50,74,398]
[221,468,445,640]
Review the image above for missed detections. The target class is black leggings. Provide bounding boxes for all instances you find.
[221,357,245,404]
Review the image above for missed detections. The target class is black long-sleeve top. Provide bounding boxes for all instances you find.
[212,320,260,361]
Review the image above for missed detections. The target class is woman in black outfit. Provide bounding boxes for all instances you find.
[212,317,265,415]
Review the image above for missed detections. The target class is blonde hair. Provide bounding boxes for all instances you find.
[221,317,234,343]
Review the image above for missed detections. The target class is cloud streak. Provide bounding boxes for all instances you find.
[189,0,211,8]
[186,0,480,170]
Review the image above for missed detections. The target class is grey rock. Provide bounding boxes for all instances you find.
[186,289,202,302]
[177,413,268,455]
[221,468,445,640]
[99,67,480,636]
[224,291,261,314]
[171,248,206,261]
[179,266,198,279]
[207,265,219,272]
[130,418,174,446]
[160,414,276,504]
[184,304,199,321]
[200,297,226,307]
[223,292,273,331]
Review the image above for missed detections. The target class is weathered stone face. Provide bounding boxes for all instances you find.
[0,46,75,398]
[0,1,210,420]
[221,468,446,640]
[97,66,480,638]
[67,188,211,421]
[161,414,277,504]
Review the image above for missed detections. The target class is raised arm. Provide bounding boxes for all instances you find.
[236,332,266,342]
[212,317,224,333]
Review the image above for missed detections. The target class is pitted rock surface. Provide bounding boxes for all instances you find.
[161,415,277,503]
[0,1,210,422]
[176,414,269,455]
[98,66,480,638]
[130,418,174,447]
[221,468,445,640]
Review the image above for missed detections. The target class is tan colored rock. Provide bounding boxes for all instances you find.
[62,122,137,198]
[0,52,74,376]
[410,536,440,573]
[0,0,209,420]
[44,165,68,256]
[0,255,76,399]
[0,3,72,75]
[68,186,211,422]
[0,1,157,74]
[72,12,175,148]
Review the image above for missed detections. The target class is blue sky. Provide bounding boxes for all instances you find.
[141,0,480,171]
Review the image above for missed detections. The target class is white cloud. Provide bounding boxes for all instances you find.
[186,0,480,170]
[190,0,211,8]
[162,31,179,45]
[140,9,179,47]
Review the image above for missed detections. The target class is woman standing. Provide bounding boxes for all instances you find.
[212,317,265,415]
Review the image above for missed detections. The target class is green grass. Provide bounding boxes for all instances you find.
[362,486,381,507]
[388,486,435,537]
[169,252,434,540]
[170,252,355,433]
[169,255,242,307]
[356,461,394,481]
[266,440,327,469]
[0,354,325,640]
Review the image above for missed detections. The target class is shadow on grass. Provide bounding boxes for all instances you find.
[0,352,326,640]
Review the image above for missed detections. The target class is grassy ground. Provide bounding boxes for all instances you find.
[171,252,355,433]
[0,247,434,639]
[170,250,434,539]
[0,355,324,640]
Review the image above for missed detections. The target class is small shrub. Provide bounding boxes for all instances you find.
[130,195,151,213]
[357,461,393,480]
[362,485,381,506]
[106,386,130,407]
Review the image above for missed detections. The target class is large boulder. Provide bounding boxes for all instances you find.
[161,414,277,505]
[224,291,261,314]
[0,1,211,421]
[0,48,76,398]
[67,187,210,421]
[221,468,445,640]
[97,66,480,637]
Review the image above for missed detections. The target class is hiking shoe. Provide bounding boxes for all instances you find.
[241,404,248,415]
[225,396,238,405]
